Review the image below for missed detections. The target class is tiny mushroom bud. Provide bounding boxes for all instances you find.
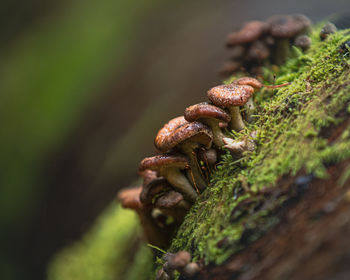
[226,21,270,47]
[166,251,191,271]
[268,14,311,64]
[320,22,337,40]
[294,34,312,51]
[182,262,200,278]
[139,154,198,203]
[207,83,254,131]
[155,116,213,192]
[155,190,191,223]
[184,102,231,147]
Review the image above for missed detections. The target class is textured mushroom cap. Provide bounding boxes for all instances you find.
[246,40,270,61]
[155,116,213,152]
[166,251,191,270]
[155,190,185,209]
[140,177,171,205]
[294,34,312,50]
[207,84,255,108]
[139,154,189,173]
[233,77,263,89]
[117,186,143,210]
[320,23,337,40]
[184,102,231,123]
[226,21,270,46]
[268,14,311,38]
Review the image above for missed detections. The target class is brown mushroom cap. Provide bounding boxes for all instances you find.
[139,154,188,172]
[268,14,311,38]
[207,84,255,108]
[139,169,158,187]
[294,34,312,50]
[140,177,172,205]
[154,116,213,153]
[226,20,270,47]
[184,102,231,123]
[246,40,270,61]
[155,190,185,209]
[117,186,143,210]
[233,77,263,90]
[166,251,192,270]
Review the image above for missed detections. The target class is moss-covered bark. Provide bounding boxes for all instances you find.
[163,28,350,279]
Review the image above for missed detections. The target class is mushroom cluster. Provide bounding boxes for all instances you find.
[221,14,311,77]
[117,76,289,249]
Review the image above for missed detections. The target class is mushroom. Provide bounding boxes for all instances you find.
[207,83,254,131]
[320,22,337,40]
[294,34,312,51]
[140,176,172,206]
[184,102,231,147]
[139,169,158,187]
[199,148,218,166]
[155,190,191,223]
[223,136,256,158]
[164,251,191,272]
[139,154,198,202]
[154,116,213,192]
[117,186,169,248]
[182,262,201,278]
[226,20,270,47]
[246,40,270,62]
[233,77,290,120]
[267,14,311,64]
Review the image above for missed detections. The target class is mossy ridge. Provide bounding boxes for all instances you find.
[168,28,350,267]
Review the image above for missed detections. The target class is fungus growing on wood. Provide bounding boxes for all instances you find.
[268,14,311,64]
[207,83,254,131]
[222,136,256,157]
[117,186,169,248]
[184,102,231,147]
[154,116,213,191]
[139,154,198,202]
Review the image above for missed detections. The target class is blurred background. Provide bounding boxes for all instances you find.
[0,0,349,279]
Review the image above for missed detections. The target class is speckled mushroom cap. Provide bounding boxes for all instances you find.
[226,21,270,47]
[155,190,185,209]
[117,186,143,210]
[184,102,231,123]
[140,177,172,205]
[139,154,189,173]
[267,14,311,38]
[207,84,255,108]
[154,116,213,152]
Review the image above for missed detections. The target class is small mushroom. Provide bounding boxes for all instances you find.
[226,21,270,47]
[155,190,191,223]
[294,34,312,51]
[246,40,270,62]
[140,176,172,206]
[223,136,256,157]
[139,154,198,202]
[207,83,254,131]
[182,262,200,278]
[320,22,337,40]
[268,14,311,64]
[117,186,169,248]
[164,251,191,271]
[184,102,231,147]
[155,116,213,191]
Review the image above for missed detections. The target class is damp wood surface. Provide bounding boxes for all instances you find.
[160,27,350,279]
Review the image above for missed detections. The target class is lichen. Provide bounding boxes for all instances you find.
[167,27,350,270]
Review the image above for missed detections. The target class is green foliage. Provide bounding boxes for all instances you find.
[48,204,154,280]
[168,28,350,266]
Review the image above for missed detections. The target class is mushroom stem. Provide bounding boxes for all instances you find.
[205,119,226,147]
[228,106,245,131]
[160,167,198,203]
[275,38,290,65]
[244,97,256,122]
[181,143,208,191]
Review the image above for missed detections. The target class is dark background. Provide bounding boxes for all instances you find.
[0,0,349,279]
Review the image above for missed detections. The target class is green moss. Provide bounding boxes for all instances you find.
[48,204,153,280]
[167,28,350,267]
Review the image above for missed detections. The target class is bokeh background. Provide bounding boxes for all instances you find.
[1,0,349,279]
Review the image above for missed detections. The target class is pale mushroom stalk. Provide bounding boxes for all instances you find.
[180,143,208,192]
[228,106,246,131]
[205,118,226,147]
[159,167,198,203]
